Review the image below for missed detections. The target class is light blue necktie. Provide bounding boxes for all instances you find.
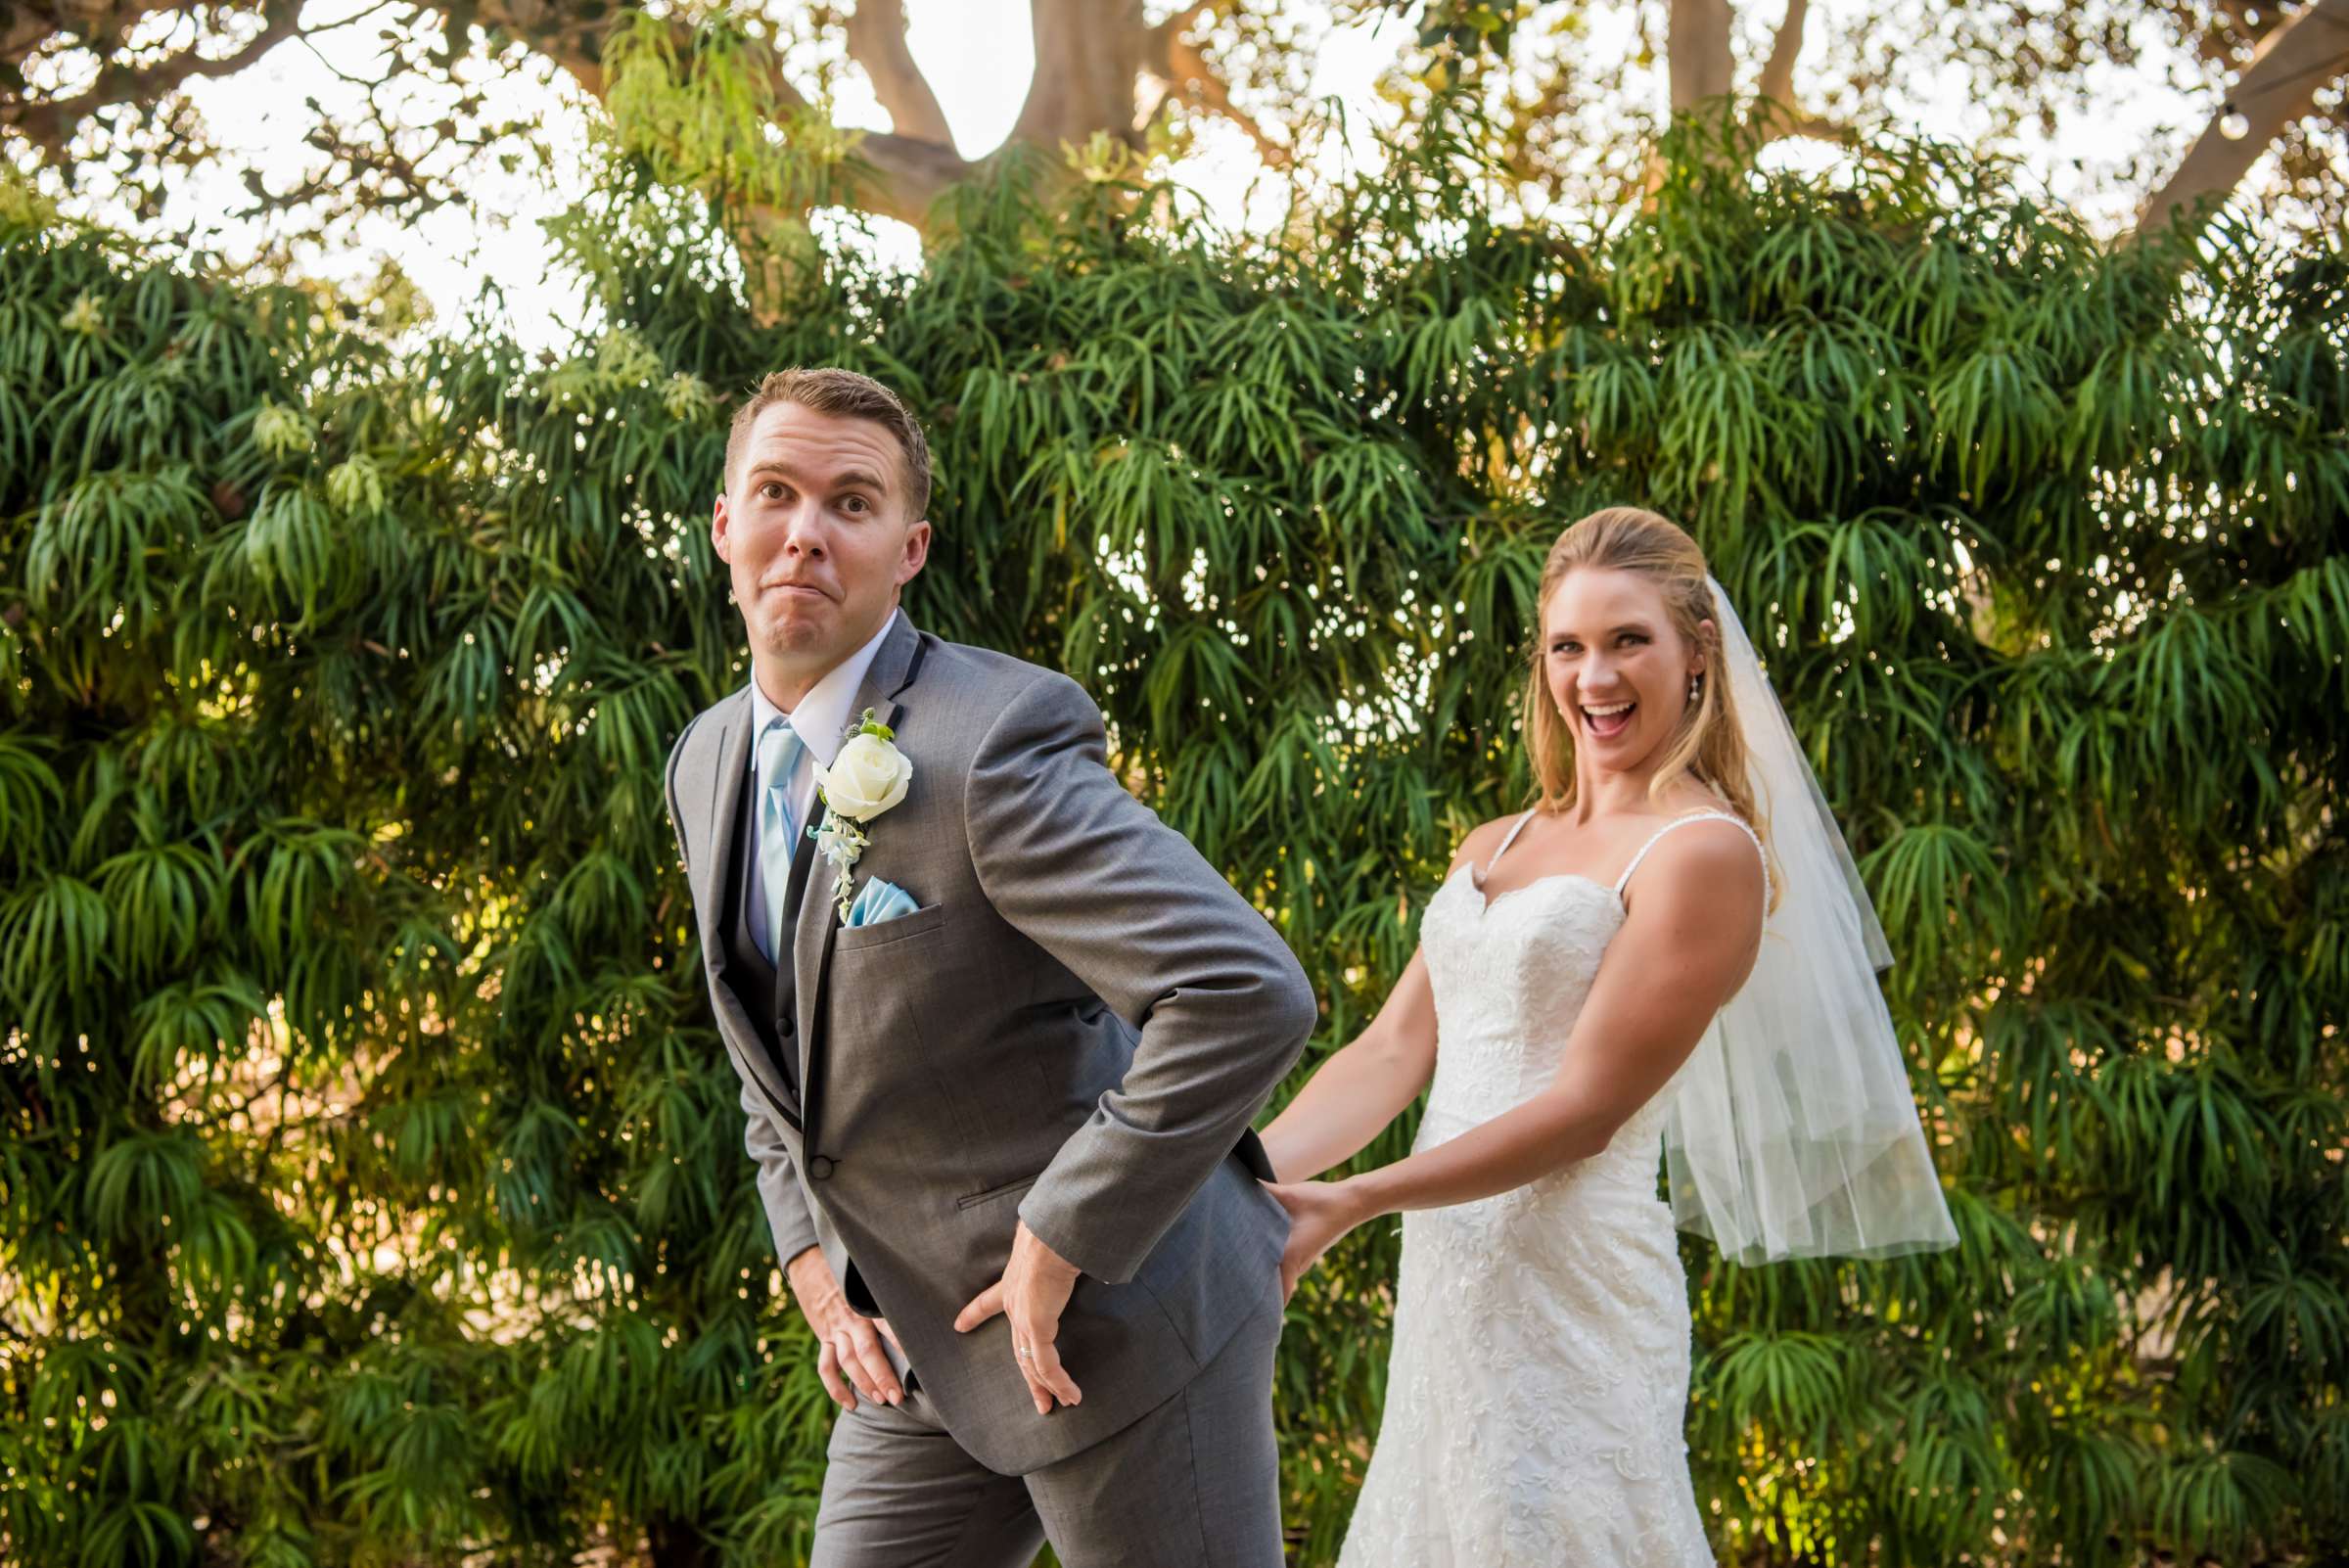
[757,716,806,962]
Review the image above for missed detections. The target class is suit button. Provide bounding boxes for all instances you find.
[779,1018,795,1037]
[808,1156,837,1180]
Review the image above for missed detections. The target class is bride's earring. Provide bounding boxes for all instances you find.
[1687,671,1701,705]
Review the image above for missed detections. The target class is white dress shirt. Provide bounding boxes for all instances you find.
[745,608,901,961]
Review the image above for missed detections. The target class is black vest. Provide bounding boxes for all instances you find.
[719,762,885,1319]
[717,758,819,1103]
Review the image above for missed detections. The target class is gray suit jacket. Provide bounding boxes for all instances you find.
[664,614,1316,1473]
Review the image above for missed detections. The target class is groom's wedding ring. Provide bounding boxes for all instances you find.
[1015,1344,1033,1360]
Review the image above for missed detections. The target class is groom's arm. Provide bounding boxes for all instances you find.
[966,673,1318,1285]
[738,1078,823,1267]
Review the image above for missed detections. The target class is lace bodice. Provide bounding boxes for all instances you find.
[1415,810,1767,1185]
[1416,867,1668,1181]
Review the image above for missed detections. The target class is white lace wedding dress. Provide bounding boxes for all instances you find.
[1337,809,1766,1568]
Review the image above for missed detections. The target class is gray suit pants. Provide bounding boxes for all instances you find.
[809,1287,1286,1568]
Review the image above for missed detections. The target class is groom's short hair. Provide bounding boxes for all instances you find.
[725,368,933,521]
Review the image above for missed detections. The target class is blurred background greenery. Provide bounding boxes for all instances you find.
[3,3,2345,1564]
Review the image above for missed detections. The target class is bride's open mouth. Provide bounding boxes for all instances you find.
[1582,700,1635,739]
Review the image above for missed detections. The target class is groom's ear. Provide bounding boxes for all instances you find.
[894,517,932,587]
[712,491,735,564]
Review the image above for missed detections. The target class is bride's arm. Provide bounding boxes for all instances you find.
[1256,821,1516,1184]
[1256,948,1441,1183]
[1310,825,1764,1225]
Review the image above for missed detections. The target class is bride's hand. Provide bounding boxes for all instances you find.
[1264,1178,1367,1302]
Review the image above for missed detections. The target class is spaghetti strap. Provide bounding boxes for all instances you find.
[1612,810,1770,900]
[1474,809,1541,889]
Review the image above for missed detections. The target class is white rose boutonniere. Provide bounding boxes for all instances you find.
[808,708,914,921]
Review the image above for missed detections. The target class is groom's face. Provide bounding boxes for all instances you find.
[714,400,931,679]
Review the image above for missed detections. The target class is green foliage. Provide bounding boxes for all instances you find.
[2,110,2343,1567]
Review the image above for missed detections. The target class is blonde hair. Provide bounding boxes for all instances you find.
[1520,506,1780,907]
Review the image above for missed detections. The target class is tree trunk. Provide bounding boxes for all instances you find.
[1012,0,1153,152]
[1669,0,1737,110]
[2133,0,2349,237]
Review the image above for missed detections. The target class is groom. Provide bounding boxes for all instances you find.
[663,368,1315,1566]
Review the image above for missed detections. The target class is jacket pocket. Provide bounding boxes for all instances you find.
[832,899,950,954]
[954,1174,1039,1212]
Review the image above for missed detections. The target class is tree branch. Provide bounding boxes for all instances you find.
[1745,94,1851,147]
[2132,0,2349,238]
[0,0,1166,246]
[1779,113,1854,144]
[1,0,304,161]
[473,0,628,97]
[479,0,974,233]
[1150,1,1289,165]
[1756,0,1810,108]
[844,0,953,148]
[1,0,182,72]
[833,131,977,228]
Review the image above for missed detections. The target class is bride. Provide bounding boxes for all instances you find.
[1259,506,1957,1566]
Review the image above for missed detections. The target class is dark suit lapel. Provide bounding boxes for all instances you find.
[793,613,929,1139]
[695,688,754,962]
[693,686,806,1130]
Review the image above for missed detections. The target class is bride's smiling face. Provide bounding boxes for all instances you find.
[1542,567,1709,770]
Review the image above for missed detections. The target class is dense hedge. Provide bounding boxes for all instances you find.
[3,119,2343,1566]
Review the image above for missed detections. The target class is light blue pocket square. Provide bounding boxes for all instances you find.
[846,876,919,927]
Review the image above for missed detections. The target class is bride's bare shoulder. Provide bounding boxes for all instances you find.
[1657,780,1739,819]
[1628,810,1768,922]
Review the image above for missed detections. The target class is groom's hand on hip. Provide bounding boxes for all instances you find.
[785,1247,904,1412]
[953,1221,1083,1416]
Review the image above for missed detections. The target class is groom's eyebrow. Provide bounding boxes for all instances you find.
[832,468,890,493]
